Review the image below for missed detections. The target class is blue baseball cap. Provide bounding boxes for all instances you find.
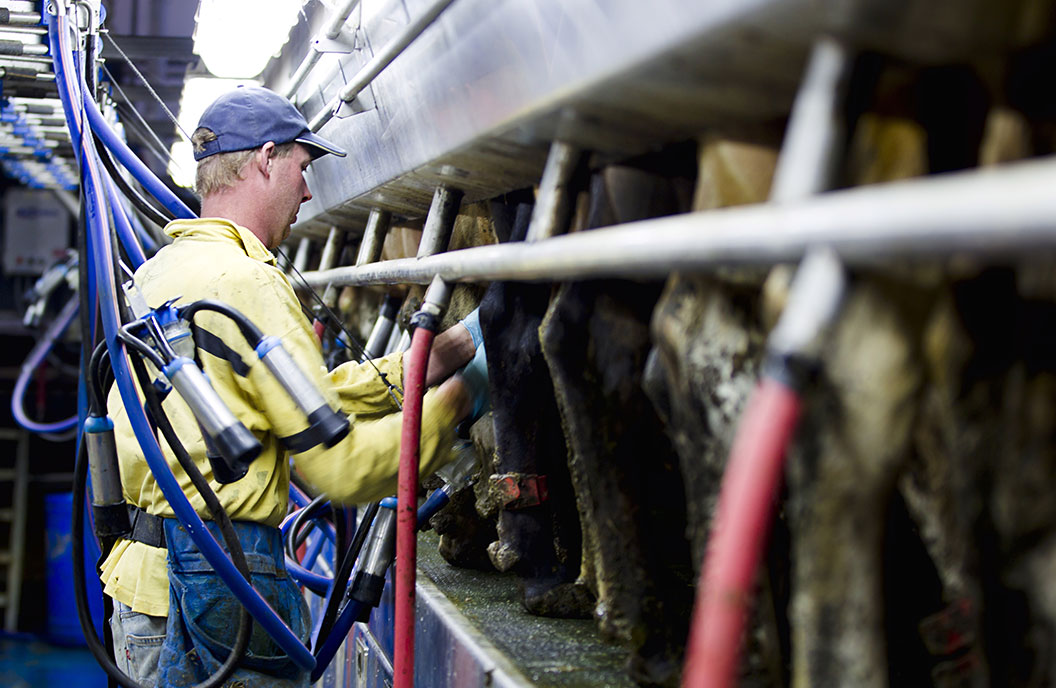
[193,85,346,161]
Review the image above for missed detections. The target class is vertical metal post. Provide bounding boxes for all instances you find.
[769,36,854,202]
[356,209,392,266]
[319,227,348,311]
[318,227,346,274]
[417,186,463,258]
[525,140,581,242]
[293,236,313,274]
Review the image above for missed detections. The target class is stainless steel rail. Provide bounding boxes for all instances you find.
[307,0,458,131]
[299,156,1056,288]
[274,0,1037,239]
[281,0,361,99]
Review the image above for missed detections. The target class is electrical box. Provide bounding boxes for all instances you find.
[2,188,70,276]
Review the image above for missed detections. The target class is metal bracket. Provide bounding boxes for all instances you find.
[488,473,548,510]
[329,25,376,116]
[332,82,375,117]
[313,25,363,56]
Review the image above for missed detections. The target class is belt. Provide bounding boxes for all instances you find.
[126,504,166,548]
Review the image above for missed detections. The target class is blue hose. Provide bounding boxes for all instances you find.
[50,7,315,672]
[82,94,194,220]
[310,598,365,682]
[102,173,146,268]
[11,297,80,434]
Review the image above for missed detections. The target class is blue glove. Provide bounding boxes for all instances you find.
[458,342,490,422]
[459,308,483,349]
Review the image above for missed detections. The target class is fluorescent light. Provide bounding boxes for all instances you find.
[193,0,305,79]
[167,77,257,189]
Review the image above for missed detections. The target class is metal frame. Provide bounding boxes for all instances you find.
[298,154,1056,289]
[268,0,1039,237]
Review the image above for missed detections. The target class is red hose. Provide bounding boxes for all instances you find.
[394,326,435,688]
[682,377,802,688]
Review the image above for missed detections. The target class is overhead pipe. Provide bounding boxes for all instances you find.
[298,151,1056,289]
[682,36,853,688]
[308,0,460,131]
[282,0,361,99]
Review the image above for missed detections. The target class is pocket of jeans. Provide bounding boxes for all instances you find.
[126,632,166,683]
[172,568,308,680]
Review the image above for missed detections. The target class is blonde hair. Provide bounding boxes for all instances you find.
[192,128,298,196]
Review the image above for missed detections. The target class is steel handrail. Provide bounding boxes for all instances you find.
[297,155,1056,288]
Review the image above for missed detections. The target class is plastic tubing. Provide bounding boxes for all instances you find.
[82,91,195,220]
[50,9,315,672]
[310,598,365,681]
[394,325,435,688]
[103,172,147,267]
[681,377,802,688]
[12,295,79,434]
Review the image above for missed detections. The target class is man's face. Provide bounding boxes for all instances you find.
[268,143,314,248]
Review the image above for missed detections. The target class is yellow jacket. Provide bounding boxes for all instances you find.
[101,218,459,615]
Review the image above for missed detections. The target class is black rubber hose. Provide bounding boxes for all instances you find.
[128,352,254,685]
[181,300,265,347]
[94,132,175,230]
[73,428,248,688]
[285,493,330,560]
[315,501,380,646]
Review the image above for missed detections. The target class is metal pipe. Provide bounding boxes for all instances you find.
[770,36,853,203]
[293,236,313,274]
[323,0,361,39]
[298,155,1056,288]
[356,208,391,265]
[525,140,581,242]
[282,0,360,99]
[309,0,459,132]
[417,186,462,258]
[317,227,344,273]
[0,10,43,26]
[0,40,48,56]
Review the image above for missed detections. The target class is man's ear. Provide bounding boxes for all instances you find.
[257,141,277,177]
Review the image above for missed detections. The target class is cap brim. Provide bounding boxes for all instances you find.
[295,131,347,158]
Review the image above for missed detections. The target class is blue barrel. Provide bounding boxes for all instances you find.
[45,491,104,646]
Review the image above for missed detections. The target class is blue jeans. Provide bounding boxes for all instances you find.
[111,599,166,686]
[157,519,311,688]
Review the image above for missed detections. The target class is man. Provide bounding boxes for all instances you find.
[100,86,486,686]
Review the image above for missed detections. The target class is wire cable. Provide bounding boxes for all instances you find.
[277,246,403,405]
[101,32,191,143]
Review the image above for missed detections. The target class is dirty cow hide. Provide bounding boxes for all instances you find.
[474,189,593,618]
[540,153,696,687]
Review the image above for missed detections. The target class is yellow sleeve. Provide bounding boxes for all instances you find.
[292,387,460,504]
[223,266,459,504]
[327,350,404,417]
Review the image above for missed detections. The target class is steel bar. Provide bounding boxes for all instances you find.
[524,140,580,242]
[0,11,42,26]
[308,0,459,131]
[298,156,1056,288]
[293,236,313,274]
[356,209,391,266]
[318,227,345,272]
[770,36,853,202]
[416,186,462,258]
[282,0,360,98]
